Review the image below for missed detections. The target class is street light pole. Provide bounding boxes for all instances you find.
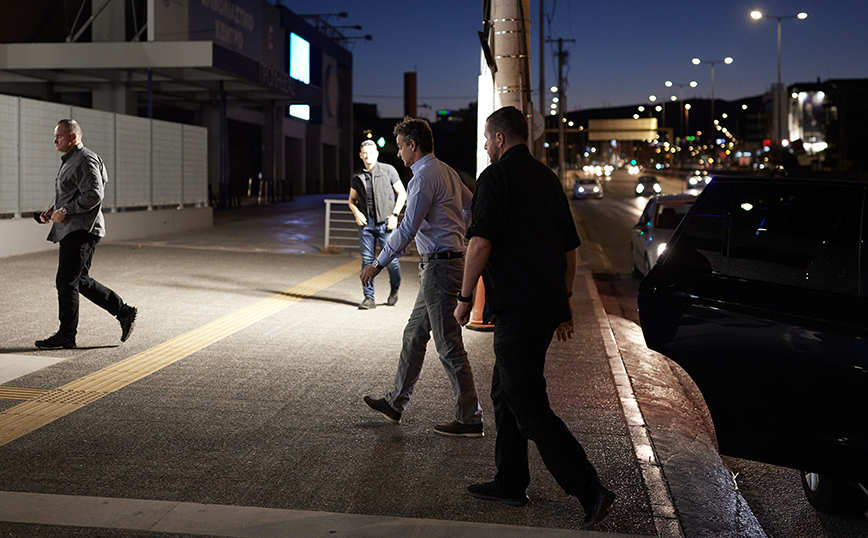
[750,11,807,142]
[665,80,697,137]
[692,57,733,135]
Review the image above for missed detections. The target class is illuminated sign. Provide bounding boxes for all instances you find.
[289,33,310,85]
[289,104,310,121]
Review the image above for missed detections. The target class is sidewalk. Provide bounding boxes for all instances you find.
[0,196,760,537]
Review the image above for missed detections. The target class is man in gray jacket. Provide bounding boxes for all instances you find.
[35,119,137,349]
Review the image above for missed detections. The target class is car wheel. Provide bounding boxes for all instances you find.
[800,471,868,514]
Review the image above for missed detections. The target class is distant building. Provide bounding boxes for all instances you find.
[788,79,868,173]
[0,0,355,207]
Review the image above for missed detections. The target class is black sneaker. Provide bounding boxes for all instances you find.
[434,420,483,438]
[363,396,401,424]
[581,486,616,529]
[387,287,399,306]
[35,333,76,350]
[467,481,528,507]
[358,297,376,310]
[118,306,137,342]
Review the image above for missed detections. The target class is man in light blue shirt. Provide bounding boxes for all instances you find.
[361,117,483,437]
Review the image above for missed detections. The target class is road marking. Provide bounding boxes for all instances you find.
[0,490,647,538]
[581,264,683,538]
[0,354,68,385]
[0,260,360,447]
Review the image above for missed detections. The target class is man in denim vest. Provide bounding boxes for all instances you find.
[349,140,406,309]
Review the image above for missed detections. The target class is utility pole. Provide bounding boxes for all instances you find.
[547,37,574,187]
[537,0,545,160]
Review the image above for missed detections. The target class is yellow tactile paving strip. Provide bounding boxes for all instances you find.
[0,260,359,447]
[0,387,49,401]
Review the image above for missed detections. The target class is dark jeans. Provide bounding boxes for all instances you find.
[56,230,125,339]
[491,313,602,507]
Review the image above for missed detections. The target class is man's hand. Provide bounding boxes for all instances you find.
[353,213,367,226]
[360,264,382,287]
[39,209,53,223]
[49,209,66,223]
[454,301,472,326]
[555,319,574,341]
[386,214,398,230]
[554,302,574,341]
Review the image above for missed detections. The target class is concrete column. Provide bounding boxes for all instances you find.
[91,0,136,115]
[491,0,531,113]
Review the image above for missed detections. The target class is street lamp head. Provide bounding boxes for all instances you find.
[670,95,677,101]
[649,95,657,102]
[751,10,763,20]
[690,81,698,87]
[798,12,808,19]
[550,86,559,93]
[724,57,734,64]
[692,58,701,65]
[665,80,673,87]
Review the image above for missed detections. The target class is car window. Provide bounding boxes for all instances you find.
[655,203,692,229]
[663,185,729,274]
[726,183,862,295]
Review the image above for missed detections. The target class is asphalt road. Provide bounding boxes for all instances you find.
[570,167,868,538]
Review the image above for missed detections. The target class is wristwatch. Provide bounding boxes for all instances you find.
[371,260,383,270]
[60,206,68,215]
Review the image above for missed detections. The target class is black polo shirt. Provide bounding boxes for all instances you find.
[467,144,581,324]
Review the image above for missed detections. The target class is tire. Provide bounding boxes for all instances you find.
[800,470,868,514]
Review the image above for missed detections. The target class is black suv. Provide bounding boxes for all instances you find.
[638,175,868,514]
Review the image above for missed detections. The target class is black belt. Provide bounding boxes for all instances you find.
[420,251,464,263]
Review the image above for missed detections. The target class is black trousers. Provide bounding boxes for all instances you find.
[491,313,602,507]
[56,230,124,339]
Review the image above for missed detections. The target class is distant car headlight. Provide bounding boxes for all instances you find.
[593,186,600,193]
[578,187,585,193]
[653,183,662,193]
[657,242,668,257]
[688,177,698,186]
[636,184,645,193]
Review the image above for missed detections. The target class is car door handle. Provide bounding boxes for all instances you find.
[672,290,699,299]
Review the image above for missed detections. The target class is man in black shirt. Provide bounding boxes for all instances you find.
[454,106,615,529]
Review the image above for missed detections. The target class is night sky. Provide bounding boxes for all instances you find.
[281,0,868,119]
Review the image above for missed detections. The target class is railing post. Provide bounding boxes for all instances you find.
[324,199,332,249]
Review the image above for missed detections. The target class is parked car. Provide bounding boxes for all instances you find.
[635,175,662,196]
[638,176,868,514]
[686,170,712,189]
[573,177,604,199]
[630,194,696,277]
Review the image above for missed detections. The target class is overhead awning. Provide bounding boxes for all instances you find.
[0,41,317,108]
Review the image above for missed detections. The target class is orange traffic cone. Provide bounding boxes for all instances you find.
[466,277,494,331]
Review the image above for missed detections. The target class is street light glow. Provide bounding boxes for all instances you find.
[724,57,733,64]
[550,86,558,93]
[751,10,763,19]
[798,12,807,19]
[692,58,701,65]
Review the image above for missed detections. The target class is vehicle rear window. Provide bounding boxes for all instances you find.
[726,183,862,295]
[663,185,729,274]
[655,203,693,229]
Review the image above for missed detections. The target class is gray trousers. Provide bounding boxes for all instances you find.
[386,258,483,424]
